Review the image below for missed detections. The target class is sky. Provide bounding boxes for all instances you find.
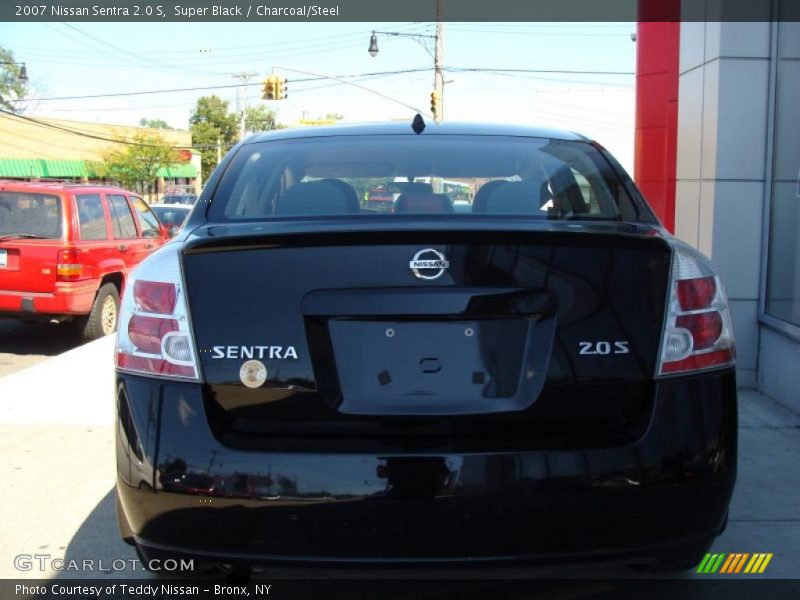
[0,21,638,170]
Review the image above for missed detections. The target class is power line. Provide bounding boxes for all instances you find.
[446,27,631,37]
[14,66,630,104]
[11,22,427,57]
[12,68,433,102]
[448,67,634,76]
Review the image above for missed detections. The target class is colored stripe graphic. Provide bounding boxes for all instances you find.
[720,554,736,573]
[697,553,728,573]
[710,553,726,573]
[744,554,760,573]
[696,553,714,573]
[758,553,773,573]
[734,553,749,573]
[699,552,773,575]
[719,554,739,573]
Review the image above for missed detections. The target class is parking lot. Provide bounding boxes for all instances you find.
[0,319,799,583]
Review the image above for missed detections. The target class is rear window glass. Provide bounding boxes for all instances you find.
[0,192,62,239]
[161,195,196,205]
[152,206,190,227]
[75,194,108,240]
[210,135,644,222]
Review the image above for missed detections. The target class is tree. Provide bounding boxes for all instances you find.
[0,46,27,113]
[139,118,174,130]
[244,105,280,133]
[102,133,179,197]
[189,95,240,184]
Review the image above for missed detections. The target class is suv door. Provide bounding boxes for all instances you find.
[73,192,114,282]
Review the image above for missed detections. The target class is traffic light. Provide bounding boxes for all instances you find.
[261,75,277,100]
[275,78,288,100]
[430,90,441,118]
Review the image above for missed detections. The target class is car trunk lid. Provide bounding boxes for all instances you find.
[182,219,671,448]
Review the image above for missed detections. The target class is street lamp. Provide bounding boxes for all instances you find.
[368,33,379,58]
[368,30,435,59]
[0,61,28,81]
[368,3,445,123]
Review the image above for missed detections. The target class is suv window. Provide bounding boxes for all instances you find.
[75,194,108,240]
[0,192,62,238]
[131,197,161,238]
[107,194,138,239]
[210,135,646,222]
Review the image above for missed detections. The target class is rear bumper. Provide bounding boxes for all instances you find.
[116,369,737,567]
[0,282,97,317]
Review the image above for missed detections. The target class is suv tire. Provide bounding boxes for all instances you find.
[78,283,120,342]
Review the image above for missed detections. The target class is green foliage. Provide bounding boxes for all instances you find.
[102,133,179,195]
[189,95,240,184]
[244,105,279,133]
[0,46,27,113]
[139,118,174,130]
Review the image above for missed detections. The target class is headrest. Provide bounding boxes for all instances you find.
[393,193,454,213]
[479,181,545,215]
[472,180,509,213]
[275,180,360,216]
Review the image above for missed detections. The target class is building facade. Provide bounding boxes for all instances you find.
[636,13,799,408]
[0,113,201,201]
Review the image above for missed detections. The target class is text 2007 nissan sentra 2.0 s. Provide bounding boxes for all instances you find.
[114,120,737,574]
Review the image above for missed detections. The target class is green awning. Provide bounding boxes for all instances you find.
[0,158,195,180]
[39,159,90,178]
[0,158,43,178]
[157,164,197,178]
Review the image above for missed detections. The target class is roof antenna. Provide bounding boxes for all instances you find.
[411,113,425,134]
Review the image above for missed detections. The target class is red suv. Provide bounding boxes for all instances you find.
[0,181,170,340]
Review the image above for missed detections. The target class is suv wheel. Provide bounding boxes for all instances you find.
[79,283,120,342]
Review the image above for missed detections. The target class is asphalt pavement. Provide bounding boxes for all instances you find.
[0,334,797,584]
[0,317,82,378]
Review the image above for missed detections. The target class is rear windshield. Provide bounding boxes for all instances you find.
[152,206,190,226]
[161,195,196,205]
[0,192,63,238]
[210,135,647,222]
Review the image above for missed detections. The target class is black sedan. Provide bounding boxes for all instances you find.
[150,203,192,237]
[114,120,737,575]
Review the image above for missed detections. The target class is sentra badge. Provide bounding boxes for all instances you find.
[409,248,449,280]
[212,346,299,360]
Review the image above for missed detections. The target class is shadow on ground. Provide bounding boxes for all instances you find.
[0,317,82,356]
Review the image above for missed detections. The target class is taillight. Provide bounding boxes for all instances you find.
[658,245,735,375]
[56,248,85,281]
[116,244,199,380]
[133,280,177,314]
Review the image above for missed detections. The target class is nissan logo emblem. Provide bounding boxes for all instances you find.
[409,248,450,280]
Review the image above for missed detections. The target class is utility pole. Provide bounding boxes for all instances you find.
[433,0,445,124]
[368,0,445,122]
[232,72,257,139]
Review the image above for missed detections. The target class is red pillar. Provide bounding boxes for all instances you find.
[634,5,680,232]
